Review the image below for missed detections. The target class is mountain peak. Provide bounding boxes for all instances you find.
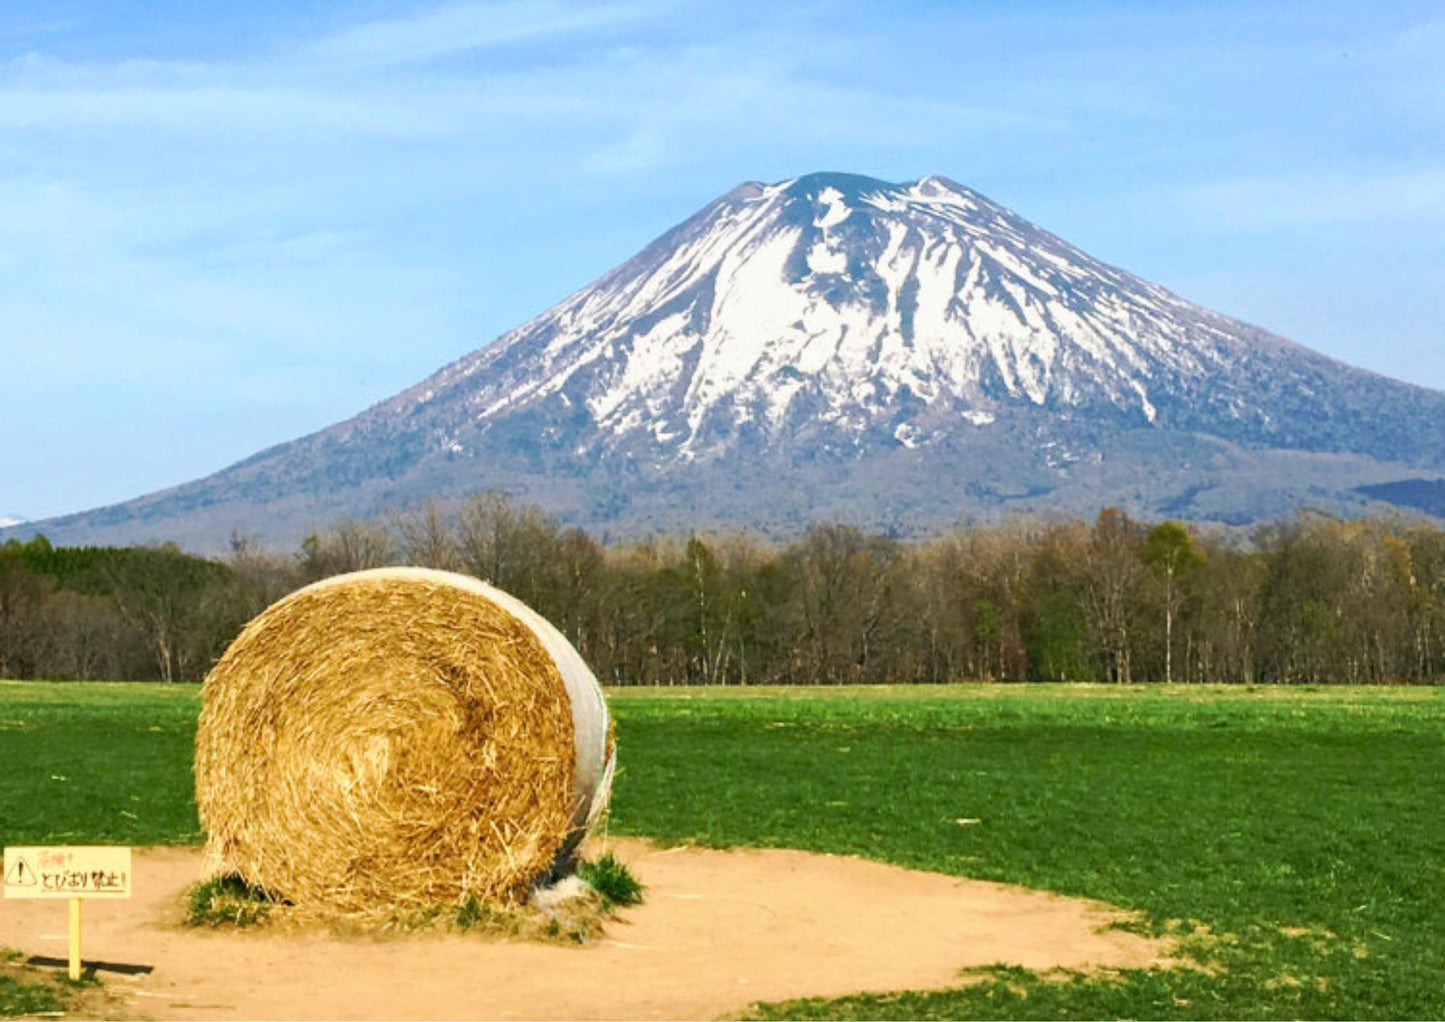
[754,170,986,212]
[14,172,1444,549]
[395,170,1444,473]
[777,169,893,196]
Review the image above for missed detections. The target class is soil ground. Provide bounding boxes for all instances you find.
[1,839,1171,1021]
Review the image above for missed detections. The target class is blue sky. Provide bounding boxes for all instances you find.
[2,0,1442,520]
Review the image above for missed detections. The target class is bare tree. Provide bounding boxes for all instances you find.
[299,519,396,580]
[1079,508,1148,683]
[456,492,560,610]
[390,501,459,570]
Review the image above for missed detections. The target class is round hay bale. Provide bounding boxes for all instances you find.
[194,567,614,915]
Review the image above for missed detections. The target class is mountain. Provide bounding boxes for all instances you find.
[0,515,24,529]
[12,171,1445,550]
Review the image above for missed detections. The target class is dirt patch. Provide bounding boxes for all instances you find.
[0,839,1171,1021]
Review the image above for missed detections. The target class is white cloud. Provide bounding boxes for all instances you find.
[308,0,655,68]
[0,79,461,135]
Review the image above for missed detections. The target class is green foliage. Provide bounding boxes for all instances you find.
[0,948,81,1018]
[0,537,247,682]
[16,539,228,596]
[1025,591,1091,682]
[1142,520,1205,576]
[453,895,509,933]
[0,974,66,1018]
[452,895,594,944]
[578,851,645,909]
[186,874,275,927]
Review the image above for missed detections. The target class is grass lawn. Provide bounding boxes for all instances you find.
[0,680,1440,1019]
[0,681,200,846]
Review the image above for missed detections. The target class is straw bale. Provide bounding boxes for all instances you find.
[195,568,611,915]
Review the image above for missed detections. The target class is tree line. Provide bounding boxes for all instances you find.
[3,494,1443,685]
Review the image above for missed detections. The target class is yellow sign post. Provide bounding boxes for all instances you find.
[4,846,132,980]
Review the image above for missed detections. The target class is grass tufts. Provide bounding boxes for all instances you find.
[0,973,66,1018]
[452,895,598,944]
[0,947,100,1018]
[454,896,522,935]
[578,852,644,910]
[186,873,278,927]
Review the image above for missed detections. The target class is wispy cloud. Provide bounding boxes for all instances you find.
[1158,168,1445,232]
[308,0,655,68]
[0,84,459,135]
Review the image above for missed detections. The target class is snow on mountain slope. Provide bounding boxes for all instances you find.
[368,171,1438,468]
[12,171,1445,550]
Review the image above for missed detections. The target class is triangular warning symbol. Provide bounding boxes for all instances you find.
[5,856,37,886]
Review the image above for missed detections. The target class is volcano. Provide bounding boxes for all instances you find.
[16,172,1445,549]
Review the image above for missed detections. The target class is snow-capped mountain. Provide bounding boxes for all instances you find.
[394,171,1440,464]
[12,172,1445,549]
[0,515,25,529]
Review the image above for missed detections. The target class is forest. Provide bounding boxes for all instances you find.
[2,493,1442,686]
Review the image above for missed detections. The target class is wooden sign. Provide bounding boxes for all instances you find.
[4,846,131,899]
[4,846,132,981]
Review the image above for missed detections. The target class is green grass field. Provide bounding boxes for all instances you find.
[0,680,1440,1019]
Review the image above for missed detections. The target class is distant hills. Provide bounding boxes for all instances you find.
[10,171,1445,551]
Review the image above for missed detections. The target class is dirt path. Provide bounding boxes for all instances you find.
[1,839,1170,1020]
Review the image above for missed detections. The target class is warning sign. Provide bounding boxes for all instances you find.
[5,856,37,887]
[3,847,131,900]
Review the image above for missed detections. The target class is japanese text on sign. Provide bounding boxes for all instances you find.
[3,846,132,900]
